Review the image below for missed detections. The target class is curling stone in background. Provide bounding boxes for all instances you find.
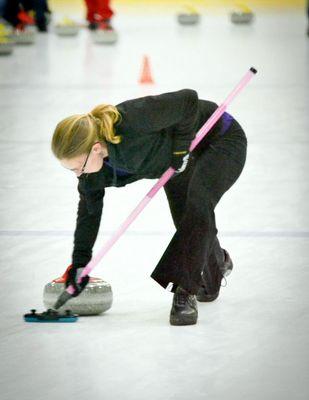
[92,20,118,44]
[0,20,15,41]
[43,268,113,315]
[0,35,14,55]
[55,17,79,36]
[14,25,36,44]
[230,3,254,24]
[14,9,37,44]
[0,23,14,55]
[177,4,200,25]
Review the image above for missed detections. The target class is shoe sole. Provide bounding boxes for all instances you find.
[170,314,198,326]
[196,291,219,302]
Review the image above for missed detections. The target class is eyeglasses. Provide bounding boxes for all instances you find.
[76,142,100,176]
[80,148,91,175]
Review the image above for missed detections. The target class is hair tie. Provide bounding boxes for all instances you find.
[86,113,101,125]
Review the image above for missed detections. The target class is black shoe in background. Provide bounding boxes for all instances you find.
[88,22,98,30]
[36,20,47,32]
[170,286,198,326]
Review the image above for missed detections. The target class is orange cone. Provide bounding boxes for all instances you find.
[139,55,154,84]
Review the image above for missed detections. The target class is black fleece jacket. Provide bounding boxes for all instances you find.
[72,89,225,268]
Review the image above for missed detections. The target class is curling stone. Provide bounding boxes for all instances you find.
[177,4,200,25]
[177,13,200,25]
[230,11,254,24]
[14,26,36,44]
[0,36,14,55]
[92,20,118,44]
[55,17,79,36]
[92,28,118,44]
[0,21,14,38]
[0,22,15,45]
[230,4,254,24]
[43,274,113,315]
[0,23,14,55]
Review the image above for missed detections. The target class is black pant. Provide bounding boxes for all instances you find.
[151,121,247,295]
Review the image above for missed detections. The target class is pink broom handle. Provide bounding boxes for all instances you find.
[66,67,257,295]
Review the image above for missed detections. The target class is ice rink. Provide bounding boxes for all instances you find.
[0,2,308,400]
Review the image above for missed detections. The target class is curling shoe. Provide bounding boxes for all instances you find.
[197,249,233,303]
[88,22,98,30]
[98,19,113,31]
[170,286,198,326]
[220,248,233,277]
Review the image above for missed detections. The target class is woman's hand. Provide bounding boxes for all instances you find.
[171,150,190,174]
[64,264,90,297]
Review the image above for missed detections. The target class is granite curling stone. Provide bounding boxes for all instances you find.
[177,4,200,25]
[14,26,36,44]
[92,26,118,44]
[0,24,14,55]
[0,36,13,55]
[177,13,200,25]
[55,17,79,36]
[230,4,254,24]
[231,11,254,24]
[43,273,113,315]
[0,21,15,41]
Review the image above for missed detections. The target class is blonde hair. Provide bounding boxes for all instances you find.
[51,104,122,160]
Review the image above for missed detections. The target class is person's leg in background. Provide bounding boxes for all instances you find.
[2,0,20,26]
[84,0,96,29]
[32,0,51,32]
[5,0,42,30]
[0,0,7,17]
[84,0,114,30]
[97,0,113,21]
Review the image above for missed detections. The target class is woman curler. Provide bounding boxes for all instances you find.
[54,67,257,310]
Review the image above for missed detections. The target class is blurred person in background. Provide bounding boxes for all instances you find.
[0,0,6,16]
[2,0,51,32]
[84,0,114,31]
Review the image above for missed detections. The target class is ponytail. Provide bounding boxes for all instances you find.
[51,104,122,160]
[90,104,122,144]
